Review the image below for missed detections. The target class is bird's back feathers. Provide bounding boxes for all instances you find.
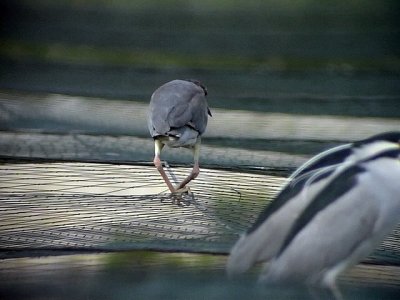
[227,132,400,284]
[148,80,211,141]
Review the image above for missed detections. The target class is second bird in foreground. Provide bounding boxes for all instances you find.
[227,132,400,298]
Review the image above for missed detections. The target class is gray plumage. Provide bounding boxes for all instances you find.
[148,79,211,193]
[227,132,400,295]
[148,79,211,148]
[261,151,400,287]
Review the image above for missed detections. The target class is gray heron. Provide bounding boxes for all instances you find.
[148,79,211,194]
[227,132,400,298]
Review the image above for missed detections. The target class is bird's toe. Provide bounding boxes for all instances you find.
[173,186,191,194]
[169,186,193,206]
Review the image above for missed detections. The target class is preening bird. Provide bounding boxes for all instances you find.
[227,132,400,296]
[148,79,212,194]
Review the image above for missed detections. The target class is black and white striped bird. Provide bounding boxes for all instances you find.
[227,132,400,296]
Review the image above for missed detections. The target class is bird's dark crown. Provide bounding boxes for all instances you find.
[185,79,208,96]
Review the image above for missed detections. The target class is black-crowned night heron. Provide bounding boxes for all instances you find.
[148,79,211,194]
[227,132,400,297]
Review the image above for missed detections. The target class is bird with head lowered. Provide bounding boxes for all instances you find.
[148,79,212,195]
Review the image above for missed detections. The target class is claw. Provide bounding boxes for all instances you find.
[170,186,192,206]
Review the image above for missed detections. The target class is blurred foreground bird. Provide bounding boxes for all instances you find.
[227,132,400,298]
[148,79,212,194]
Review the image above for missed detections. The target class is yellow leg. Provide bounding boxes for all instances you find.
[153,140,175,193]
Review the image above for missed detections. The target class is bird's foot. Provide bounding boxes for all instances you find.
[170,186,192,206]
[173,186,191,194]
